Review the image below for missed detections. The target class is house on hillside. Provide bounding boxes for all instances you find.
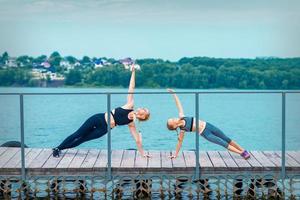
[5,58,17,68]
[119,57,140,70]
[60,60,72,68]
[103,60,111,66]
[60,60,74,71]
[119,57,134,65]
[74,61,81,67]
[31,68,47,79]
[94,58,111,69]
[46,72,65,81]
[60,59,82,71]
[31,68,64,81]
[41,61,57,72]
[94,59,104,68]
[41,61,51,68]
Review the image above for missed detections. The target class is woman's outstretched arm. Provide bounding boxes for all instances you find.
[169,130,185,159]
[167,88,184,118]
[124,66,135,109]
[128,123,150,158]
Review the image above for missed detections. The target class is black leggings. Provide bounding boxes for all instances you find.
[57,113,108,150]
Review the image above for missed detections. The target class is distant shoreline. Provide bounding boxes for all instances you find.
[1,55,300,89]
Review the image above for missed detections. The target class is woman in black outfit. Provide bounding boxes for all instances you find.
[52,66,150,158]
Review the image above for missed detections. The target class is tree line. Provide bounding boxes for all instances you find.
[66,57,300,89]
[0,52,300,89]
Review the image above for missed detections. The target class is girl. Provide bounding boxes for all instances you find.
[166,89,250,160]
[52,66,150,158]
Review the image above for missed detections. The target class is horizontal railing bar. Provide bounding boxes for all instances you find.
[0,90,299,96]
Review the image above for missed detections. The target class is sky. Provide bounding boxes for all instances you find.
[0,0,300,61]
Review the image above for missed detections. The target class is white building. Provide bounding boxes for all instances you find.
[123,63,141,71]
[60,60,72,68]
[61,60,81,71]
[94,59,111,69]
[5,58,17,68]
[41,61,51,68]
[74,61,81,67]
[31,69,64,81]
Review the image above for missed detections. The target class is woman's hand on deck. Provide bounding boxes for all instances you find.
[169,154,177,159]
[142,153,152,158]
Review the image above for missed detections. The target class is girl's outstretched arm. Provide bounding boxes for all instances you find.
[167,88,184,118]
[169,130,185,159]
[128,122,151,158]
[124,66,135,109]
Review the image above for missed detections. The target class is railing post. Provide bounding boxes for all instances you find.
[20,94,26,181]
[107,94,112,180]
[281,92,286,179]
[195,93,200,179]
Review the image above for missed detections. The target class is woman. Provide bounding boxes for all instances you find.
[52,66,150,158]
[166,89,250,160]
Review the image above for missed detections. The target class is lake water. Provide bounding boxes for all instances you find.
[0,87,299,151]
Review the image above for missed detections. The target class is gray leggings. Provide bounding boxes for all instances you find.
[201,122,232,148]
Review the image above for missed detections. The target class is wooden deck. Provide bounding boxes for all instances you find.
[0,147,300,176]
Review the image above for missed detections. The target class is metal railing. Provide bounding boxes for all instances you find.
[1,90,299,181]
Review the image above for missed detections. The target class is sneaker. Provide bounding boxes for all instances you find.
[241,150,250,160]
[52,148,61,158]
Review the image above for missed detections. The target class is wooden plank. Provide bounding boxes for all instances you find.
[42,149,67,168]
[57,149,78,168]
[262,151,281,167]
[287,151,300,165]
[246,152,263,168]
[81,149,100,168]
[183,151,196,168]
[0,148,20,168]
[134,151,148,168]
[250,151,276,168]
[148,150,161,168]
[4,148,31,168]
[171,151,186,168]
[199,151,213,167]
[4,148,299,176]
[161,151,172,168]
[28,149,52,168]
[24,148,43,168]
[286,154,300,167]
[0,147,8,156]
[207,151,226,168]
[94,150,107,168]
[69,149,89,168]
[275,151,300,167]
[120,150,136,168]
[218,151,238,168]
[228,151,251,168]
[111,150,124,168]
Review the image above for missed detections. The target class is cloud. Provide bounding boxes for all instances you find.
[1,0,299,25]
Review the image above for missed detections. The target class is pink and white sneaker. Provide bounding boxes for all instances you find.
[241,150,250,160]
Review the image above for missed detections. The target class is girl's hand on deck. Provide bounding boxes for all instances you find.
[169,154,177,159]
[143,153,152,158]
